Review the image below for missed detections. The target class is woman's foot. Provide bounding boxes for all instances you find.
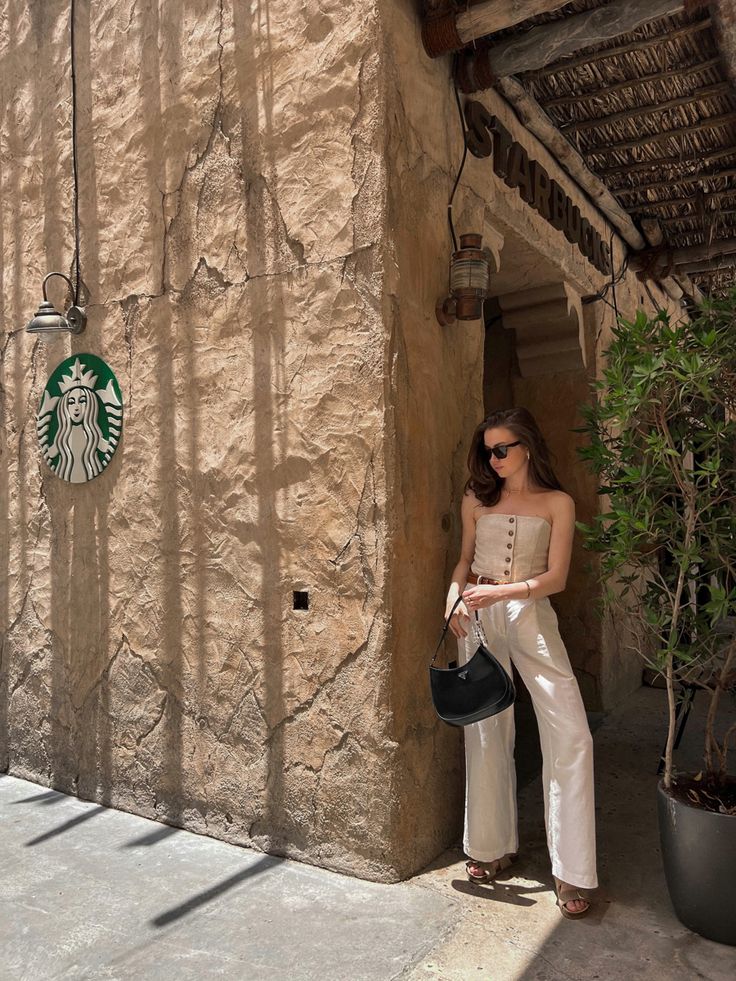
[552,876,591,918]
[465,853,516,883]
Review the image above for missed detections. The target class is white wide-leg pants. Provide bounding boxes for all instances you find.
[458,595,598,890]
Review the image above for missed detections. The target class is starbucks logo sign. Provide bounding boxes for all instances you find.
[37,354,123,483]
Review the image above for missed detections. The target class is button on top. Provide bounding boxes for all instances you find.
[509,517,515,523]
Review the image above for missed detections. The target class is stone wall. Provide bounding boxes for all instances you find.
[0,0,407,881]
[1,0,689,883]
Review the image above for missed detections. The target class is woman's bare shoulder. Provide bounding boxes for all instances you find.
[461,487,483,519]
[545,489,575,516]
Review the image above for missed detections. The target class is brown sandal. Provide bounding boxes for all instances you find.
[553,876,591,918]
[465,853,516,883]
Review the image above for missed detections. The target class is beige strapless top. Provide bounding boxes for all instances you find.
[471,513,551,582]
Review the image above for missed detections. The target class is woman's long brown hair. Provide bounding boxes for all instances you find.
[464,407,564,508]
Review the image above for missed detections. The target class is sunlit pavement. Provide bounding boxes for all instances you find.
[2,685,734,980]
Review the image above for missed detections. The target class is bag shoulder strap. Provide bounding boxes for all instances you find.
[432,595,465,665]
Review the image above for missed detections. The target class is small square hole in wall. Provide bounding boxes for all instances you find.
[293,590,309,611]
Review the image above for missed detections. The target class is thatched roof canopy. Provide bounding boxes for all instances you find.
[422,0,736,302]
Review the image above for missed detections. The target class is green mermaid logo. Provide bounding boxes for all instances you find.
[36,354,123,483]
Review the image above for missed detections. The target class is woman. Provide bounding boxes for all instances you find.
[445,407,598,919]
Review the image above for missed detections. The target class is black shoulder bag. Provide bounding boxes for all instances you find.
[429,595,515,726]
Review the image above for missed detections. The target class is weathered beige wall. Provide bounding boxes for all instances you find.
[0,0,689,884]
[0,0,409,881]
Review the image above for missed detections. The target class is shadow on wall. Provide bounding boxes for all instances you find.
[46,0,111,805]
[0,0,69,777]
[1,0,296,851]
[232,0,290,852]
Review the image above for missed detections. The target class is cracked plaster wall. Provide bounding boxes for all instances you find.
[0,0,692,886]
[0,0,405,882]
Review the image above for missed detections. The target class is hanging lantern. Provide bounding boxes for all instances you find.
[436,233,491,326]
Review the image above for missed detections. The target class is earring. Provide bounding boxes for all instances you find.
[526,453,530,461]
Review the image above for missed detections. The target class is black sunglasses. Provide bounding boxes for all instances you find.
[483,440,521,460]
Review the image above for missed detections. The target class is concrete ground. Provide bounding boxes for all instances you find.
[2,686,735,981]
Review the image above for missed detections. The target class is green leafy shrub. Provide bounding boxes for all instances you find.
[576,294,736,797]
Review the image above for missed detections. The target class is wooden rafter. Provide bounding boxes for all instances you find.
[491,78,644,251]
[422,1,571,59]
[541,57,723,107]
[630,188,736,211]
[668,236,736,264]
[678,256,736,274]
[596,146,736,179]
[527,16,712,78]
[559,82,733,133]
[458,0,686,90]
[659,208,736,224]
[615,168,736,196]
[689,269,736,283]
[490,76,698,303]
[581,112,736,156]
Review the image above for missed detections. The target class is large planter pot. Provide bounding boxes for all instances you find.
[657,777,736,946]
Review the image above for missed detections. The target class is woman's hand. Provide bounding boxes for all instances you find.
[461,585,502,612]
[446,600,470,638]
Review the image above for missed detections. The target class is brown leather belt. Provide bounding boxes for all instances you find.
[466,573,503,585]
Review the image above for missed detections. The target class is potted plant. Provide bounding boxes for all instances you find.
[576,294,736,945]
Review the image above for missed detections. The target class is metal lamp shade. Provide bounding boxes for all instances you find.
[25,275,86,337]
[26,299,71,336]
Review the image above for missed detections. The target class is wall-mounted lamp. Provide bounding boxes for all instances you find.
[436,232,491,326]
[26,1,86,342]
[26,272,86,338]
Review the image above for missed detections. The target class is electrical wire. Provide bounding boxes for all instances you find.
[70,0,81,304]
[610,230,620,323]
[448,63,468,254]
[582,229,629,312]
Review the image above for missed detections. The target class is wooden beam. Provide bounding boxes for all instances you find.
[659,208,736,224]
[456,0,570,40]
[678,256,736,274]
[638,237,736,268]
[541,57,723,107]
[676,238,736,263]
[489,76,693,304]
[458,0,685,87]
[422,1,571,59]
[560,83,732,134]
[596,146,736,179]
[689,269,736,283]
[528,16,711,78]
[492,78,645,251]
[630,188,736,211]
[695,269,733,289]
[675,270,705,305]
[582,112,736,156]
[615,167,736,196]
